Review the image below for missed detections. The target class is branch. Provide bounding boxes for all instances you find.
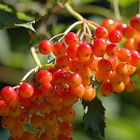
[64,3,84,21]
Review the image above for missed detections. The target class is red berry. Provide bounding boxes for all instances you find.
[67,45,78,59]
[58,134,72,140]
[0,86,17,102]
[106,43,118,57]
[123,25,135,38]
[123,38,136,50]
[130,16,140,32]
[70,84,85,98]
[59,106,76,122]
[100,81,113,96]
[36,70,52,84]
[98,58,112,73]
[56,55,70,68]
[129,50,140,66]
[116,23,127,32]
[76,43,92,63]
[83,86,96,102]
[118,48,131,62]
[102,18,116,31]
[38,40,52,55]
[108,29,123,43]
[115,63,129,76]
[95,26,108,39]
[59,121,73,135]
[64,32,79,46]
[92,38,106,57]
[39,82,53,97]
[0,99,6,109]
[19,82,34,98]
[77,42,92,57]
[68,73,82,87]
[52,42,66,57]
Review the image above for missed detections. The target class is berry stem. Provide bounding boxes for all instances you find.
[20,66,39,84]
[113,0,122,21]
[64,2,84,21]
[30,47,42,67]
[80,19,87,41]
[13,66,39,89]
[58,21,83,42]
[49,33,64,42]
[87,22,97,30]
[85,25,93,43]
[87,20,99,27]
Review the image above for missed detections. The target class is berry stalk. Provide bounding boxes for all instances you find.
[30,47,42,67]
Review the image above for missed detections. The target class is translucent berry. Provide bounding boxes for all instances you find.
[100,81,113,96]
[95,26,108,39]
[19,82,34,98]
[92,38,106,57]
[68,73,82,87]
[98,58,112,73]
[130,16,140,32]
[106,43,118,57]
[36,70,52,84]
[108,29,123,43]
[38,40,52,55]
[52,42,66,57]
[0,86,17,102]
[83,86,96,101]
[64,32,79,46]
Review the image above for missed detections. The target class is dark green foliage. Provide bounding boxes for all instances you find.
[82,97,105,137]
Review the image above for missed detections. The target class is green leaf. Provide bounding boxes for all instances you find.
[15,21,35,32]
[82,97,105,137]
[0,10,35,31]
[0,11,21,28]
[108,0,138,8]
[119,0,138,7]
[0,11,35,30]
[71,0,95,5]
[0,1,36,30]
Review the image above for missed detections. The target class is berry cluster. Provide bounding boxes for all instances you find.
[1,15,140,139]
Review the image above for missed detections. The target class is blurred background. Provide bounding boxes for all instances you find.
[0,0,140,140]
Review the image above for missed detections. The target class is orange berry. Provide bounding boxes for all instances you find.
[83,86,96,102]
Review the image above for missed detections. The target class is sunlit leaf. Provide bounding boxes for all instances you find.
[15,21,35,32]
[108,0,138,7]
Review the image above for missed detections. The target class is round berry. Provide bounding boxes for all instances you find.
[36,70,52,84]
[123,25,135,38]
[0,86,17,102]
[68,73,82,87]
[106,43,118,57]
[52,42,66,57]
[118,48,131,62]
[83,86,96,102]
[130,16,140,32]
[38,40,52,55]
[77,42,92,58]
[64,32,79,46]
[19,82,34,98]
[108,29,123,43]
[98,58,112,73]
[92,38,106,57]
[100,81,113,96]
[95,26,108,39]
[102,18,116,31]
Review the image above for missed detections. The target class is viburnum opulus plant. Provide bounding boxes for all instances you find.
[1,2,140,140]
